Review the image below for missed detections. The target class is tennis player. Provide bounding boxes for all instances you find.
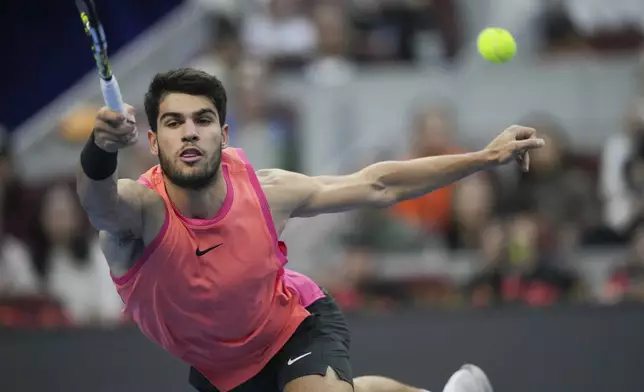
[77,68,544,392]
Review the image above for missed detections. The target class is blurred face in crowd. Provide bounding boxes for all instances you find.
[42,185,82,245]
[530,132,562,173]
[313,4,348,56]
[479,221,505,265]
[412,108,454,156]
[507,213,540,267]
[149,93,229,190]
[236,62,269,123]
[453,175,494,231]
[216,37,243,68]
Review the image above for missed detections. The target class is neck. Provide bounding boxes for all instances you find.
[164,169,227,219]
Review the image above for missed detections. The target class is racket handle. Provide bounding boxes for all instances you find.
[100,77,125,114]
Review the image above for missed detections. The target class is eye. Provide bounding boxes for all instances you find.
[196,117,213,126]
[165,121,181,128]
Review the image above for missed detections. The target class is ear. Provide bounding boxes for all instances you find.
[221,124,230,148]
[147,130,159,156]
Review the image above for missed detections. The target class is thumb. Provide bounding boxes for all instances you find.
[124,104,137,122]
[513,138,545,151]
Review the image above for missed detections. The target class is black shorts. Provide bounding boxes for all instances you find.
[189,292,353,392]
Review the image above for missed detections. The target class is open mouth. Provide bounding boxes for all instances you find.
[179,148,203,163]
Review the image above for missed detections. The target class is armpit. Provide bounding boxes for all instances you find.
[99,231,145,276]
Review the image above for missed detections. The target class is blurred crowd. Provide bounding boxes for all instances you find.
[1,0,644,328]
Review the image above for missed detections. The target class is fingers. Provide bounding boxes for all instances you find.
[97,106,124,126]
[96,128,139,149]
[95,105,136,135]
[512,138,543,172]
[512,138,545,151]
[492,125,543,171]
[124,104,136,123]
[517,151,530,172]
[509,125,536,140]
[522,152,530,172]
[97,104,135,119]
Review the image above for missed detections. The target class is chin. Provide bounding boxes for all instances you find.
[179,161,202,169]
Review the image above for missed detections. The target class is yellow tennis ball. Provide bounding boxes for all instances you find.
[477,28,516,63]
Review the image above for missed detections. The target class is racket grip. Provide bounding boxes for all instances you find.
[100,77,126,114]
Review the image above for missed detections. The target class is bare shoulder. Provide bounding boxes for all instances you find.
[116,178,156,202]
[118,178,164,212]
[257,169,320,218]
[117,178,165,232]
[255,168,308,185]
[257,168,319,201]
[255,168,284,184]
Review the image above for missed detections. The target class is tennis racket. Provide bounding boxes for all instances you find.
[75,0,125,114]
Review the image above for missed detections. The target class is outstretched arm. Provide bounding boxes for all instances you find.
[262,125,544,218]
[76,106,150,237]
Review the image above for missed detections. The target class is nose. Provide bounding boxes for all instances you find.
[181,120,200,142]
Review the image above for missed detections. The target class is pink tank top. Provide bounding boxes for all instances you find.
[112,148,324,391]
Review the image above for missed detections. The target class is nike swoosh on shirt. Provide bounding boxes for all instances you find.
[195,243,223,257]
[287,352,312,366]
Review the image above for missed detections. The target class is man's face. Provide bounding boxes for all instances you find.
[148,93,228,190]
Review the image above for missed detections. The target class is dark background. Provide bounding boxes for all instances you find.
[2,304,644,392]
[0,0,181,128]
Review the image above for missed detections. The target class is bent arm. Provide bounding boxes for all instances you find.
[261,150,496,218]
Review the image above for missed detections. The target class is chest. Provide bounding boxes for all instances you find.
[156,217,283,292]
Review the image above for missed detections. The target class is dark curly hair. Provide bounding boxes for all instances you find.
[144,68,227,132]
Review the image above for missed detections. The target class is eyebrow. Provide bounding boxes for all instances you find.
[159,108,218,122]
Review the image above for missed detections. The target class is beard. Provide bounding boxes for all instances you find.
[158,145,222,190]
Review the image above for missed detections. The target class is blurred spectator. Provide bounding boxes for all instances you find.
[600,98,644,235]
[468,210,582,307]
[32,182,122,326]
[228,61,300,170]
[602,221,644,303]
[241,0,316,67]
[193,0,260,20]
[447,173,497,250]
[390,103,464,236]
[0,127,57,324]
[539,0,644,55]
[502,114,600,252]
[477,220,506,268]
[191,18,243,91]
[0,226,39,296]
[566,0,644,52]
[351,0,460,63]
[0,126,42,246]
[537,0,588,54]
[305,2,356,86]
[332,149,434,309]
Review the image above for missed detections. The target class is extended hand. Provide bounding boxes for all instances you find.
[93,104,138,153]
[484,125,545,171]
